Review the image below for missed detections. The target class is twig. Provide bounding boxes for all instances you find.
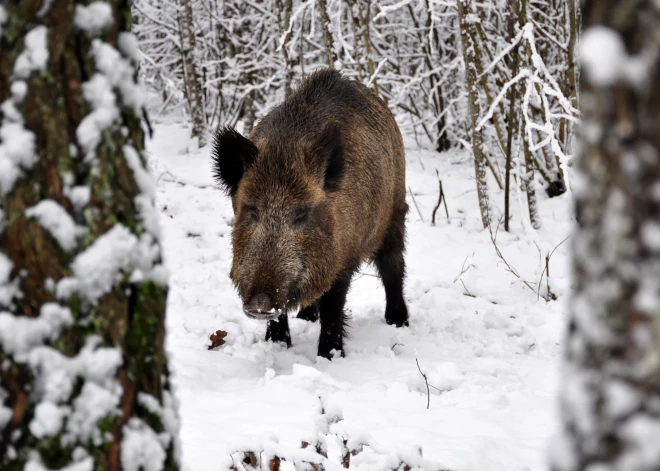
[460,279,473,297]
[453,254,475,283]
[415,356,430,410]
[488,217,537,293]
[431,169,449,224]
[536,235,569,301]
[408,186,424,223]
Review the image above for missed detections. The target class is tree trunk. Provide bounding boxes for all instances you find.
[318,0,337,68]
[0,2,179,470]
[553,1,660,470]
[178,0,207,146]
[457,0,490,229]
[276,0,294,98]
[504,0,521,232]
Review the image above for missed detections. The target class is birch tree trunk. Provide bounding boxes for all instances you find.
[0,1,179,469]
[178,0,207,146]
[553,1,660,469]
[276,0,294,98]
[457,0,490,229]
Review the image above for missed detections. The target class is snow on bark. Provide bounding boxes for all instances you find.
[56,223,165,303]
[0,252,19,308]
[76,73,119,161]
[74,2,113,37]
[121,418,168,471]
[0,304,73,355]
[0,82,37,196]
[25,200,87,252]
[13,26,49,79]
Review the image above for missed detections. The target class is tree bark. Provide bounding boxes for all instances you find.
[178,0,207,146]
[504,0,521,232]
[457,0,490,229]
[0,1,179,469]
[318,0,337,68]
[276,0,294,98]
[553,1,660,470]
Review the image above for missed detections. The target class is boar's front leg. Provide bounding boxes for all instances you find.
[265,313,292,348]
[317,270,353,359]
[375,207,410,327]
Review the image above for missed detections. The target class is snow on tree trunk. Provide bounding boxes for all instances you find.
[178,0,207,147]
[0,2,179,470]
[457,0,490,230]
[552,2,660,470]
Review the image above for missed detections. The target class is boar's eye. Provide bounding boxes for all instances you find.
[242,204,259,223]
[292,206,310,226]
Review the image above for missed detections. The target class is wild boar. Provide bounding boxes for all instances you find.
[211,68,409,359]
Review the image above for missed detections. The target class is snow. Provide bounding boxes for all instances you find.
[118,32,142,63]
[121,418,168,471]
[67,381,121,444]
[0,303,73,355]
[0,7,7,39]
[76,38,146,159]
[25,200,87,252]
[147,118,572,470]
[25,457,94,471]
[124,145,161,237]
[579,27,626,86]
[76,73,119,160]
[0,252,17,307]
[66,185,92,212]
[29,402,69,439]
[74,2,113,37]
[92,39,145,110]
[13,26,49,79]
[618,416,660,471]
[58,224,162,303]
[10,81,28,102]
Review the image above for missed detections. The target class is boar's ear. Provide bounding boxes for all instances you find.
[315,124,345,192]
[211,126,258,196]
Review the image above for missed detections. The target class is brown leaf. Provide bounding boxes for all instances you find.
[268,456,281,471]
[208,330,228,350]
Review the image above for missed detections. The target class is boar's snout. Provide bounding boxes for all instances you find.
[243,293,279,320]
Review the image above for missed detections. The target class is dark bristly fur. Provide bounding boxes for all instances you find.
[211,68,409,359]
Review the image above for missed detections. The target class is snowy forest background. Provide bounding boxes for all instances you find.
[134,0,578,230]
[2,0,660,470]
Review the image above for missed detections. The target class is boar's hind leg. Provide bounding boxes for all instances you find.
[375,208,410,328]
[317,271,353,359]
[297,302,320,322]
[266,313,292,348]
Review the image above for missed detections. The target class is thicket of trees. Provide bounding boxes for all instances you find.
[134,0,579,230]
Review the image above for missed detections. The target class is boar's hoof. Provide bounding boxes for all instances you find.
[265,313,292,348]
[385,306,409,328]
[386,318,410,328]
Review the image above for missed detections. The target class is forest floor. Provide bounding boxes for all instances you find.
[147,116,573,471]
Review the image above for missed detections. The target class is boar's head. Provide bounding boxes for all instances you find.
[211,125,344,320]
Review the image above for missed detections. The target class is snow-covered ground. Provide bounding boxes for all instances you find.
[146,117,573,471]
